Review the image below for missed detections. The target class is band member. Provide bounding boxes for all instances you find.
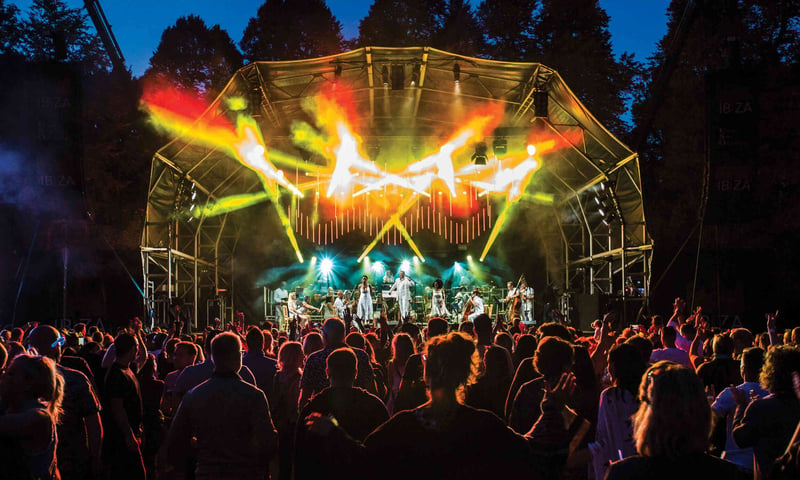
[321,295,338,319]
[389,270,415,322]
[504,281,518,304]
[429,279,449,318]
[288,290,319,328]
[520,282,535,324]
[355,275,374,324]
[453,286,468,312]
[467,288,485,322]
[382,269,394,285]
[273,281,288,323]
[334,290,345,318]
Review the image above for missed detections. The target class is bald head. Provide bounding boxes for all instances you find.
[27,325,61,361]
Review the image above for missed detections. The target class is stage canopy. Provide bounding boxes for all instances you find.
[141,47,652,326]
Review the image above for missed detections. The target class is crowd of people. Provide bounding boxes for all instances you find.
[1,297,799,480]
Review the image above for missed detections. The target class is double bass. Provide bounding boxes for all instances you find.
[461,292,475,321]
[506,275,526,324]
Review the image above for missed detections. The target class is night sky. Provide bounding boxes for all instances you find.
[11,0,670,76]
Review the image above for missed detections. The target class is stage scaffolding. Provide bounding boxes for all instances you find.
[141,47,653,328]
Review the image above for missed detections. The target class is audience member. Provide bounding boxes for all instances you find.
[0,355,64,480]
[733,344,800,477]
[711,347,769,472]
[27,325,103,480]
[296,348,389,480]
[159,332,278,479]
[299,318,376,409]
[102,333,146,480]
[649,326,691,368]
[606,362,745,480]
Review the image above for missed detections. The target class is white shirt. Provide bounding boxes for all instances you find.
[472,295,485,314]
[390,276,414,298]
[273,287,288,304]
[334,297,345,317]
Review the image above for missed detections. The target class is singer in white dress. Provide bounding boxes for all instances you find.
[356,275,374,321]
[429,279,449,317]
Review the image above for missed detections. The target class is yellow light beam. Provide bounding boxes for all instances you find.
[357,196,417,262]
[480,202,512,262]
[394,220,426,262]
[270,191,303,263]
[193,192,270,218]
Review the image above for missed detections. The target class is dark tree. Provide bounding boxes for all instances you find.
[433,0,485,56]
[145,15,243,99]
[0,0,21,54]
[528,0,637,135]
[19,0,109,72]
[357,0,448,47]
[240,0,343,62]
[477,0,539,60]
[632,0,800,319]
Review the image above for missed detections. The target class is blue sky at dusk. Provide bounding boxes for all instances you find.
[12,1,671,77]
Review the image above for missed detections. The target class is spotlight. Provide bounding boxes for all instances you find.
[453,262,462,271]
[526,144,536,156]
[466,254,473,262]
[492,138,507,156]
[319,258,334,276]
[371,261,384,273]
[401,259,411,273]
[310,256,317,264]
[453,62,460,84]
[413,256,419,265]
[381,66,389,86]
[471,142,488,166]
[410,63,420,87]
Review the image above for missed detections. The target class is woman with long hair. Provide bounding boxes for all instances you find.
[429,279,449,318]
[466,344,514,418]
[356,275,374,326]
[0,354,64,480]
[606,361,745,479]
[385,333,415,415]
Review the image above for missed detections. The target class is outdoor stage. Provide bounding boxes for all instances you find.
[140,47,652,330]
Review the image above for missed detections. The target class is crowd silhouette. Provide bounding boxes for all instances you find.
[1,298,800,480]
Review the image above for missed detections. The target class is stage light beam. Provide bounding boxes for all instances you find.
[319,258,334,276]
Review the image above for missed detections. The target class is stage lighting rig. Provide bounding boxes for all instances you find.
[471,142,488,165]
[492,138,507,157]
[453,62,461,84]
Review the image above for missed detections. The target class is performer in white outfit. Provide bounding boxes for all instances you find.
[273,281,288,323]
[520,282,535,324]
[333,290,345,318]
[356,275,374,323]
[429,279,449,318]
[389,270,415,322]
[467,289,485,322]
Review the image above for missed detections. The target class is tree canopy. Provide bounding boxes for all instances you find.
[145,15,243,99]
[357,0,448,47]
[19,0,109,72]
[0,0,21,55]
[477,0,539,60]
[240,0,344,62]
